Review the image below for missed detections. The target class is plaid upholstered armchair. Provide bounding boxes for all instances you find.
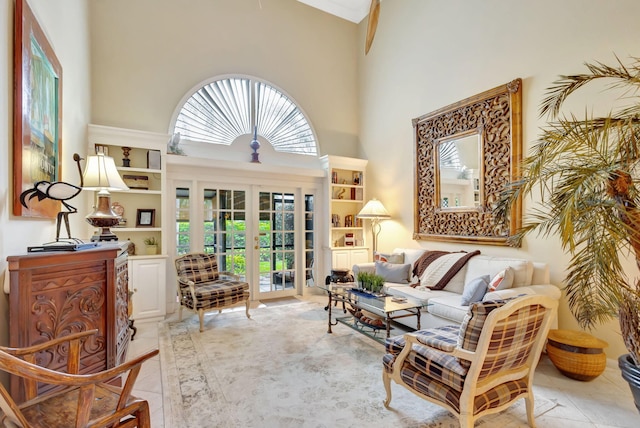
[383,295,558,428]
[175,253,251,332]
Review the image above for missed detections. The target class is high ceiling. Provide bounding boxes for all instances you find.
[297,0,371,23]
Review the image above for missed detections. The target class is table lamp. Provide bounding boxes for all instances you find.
[357,198,390,253]
[82,153,129,241]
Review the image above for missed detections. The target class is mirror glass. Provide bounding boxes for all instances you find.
[437,132,481,210]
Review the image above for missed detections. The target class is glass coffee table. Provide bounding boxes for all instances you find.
[317,283,425,344]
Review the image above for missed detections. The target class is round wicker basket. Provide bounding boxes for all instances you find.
[547,329,608,381]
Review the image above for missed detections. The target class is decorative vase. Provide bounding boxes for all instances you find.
[145,245,158,255]
[619,354,640,413]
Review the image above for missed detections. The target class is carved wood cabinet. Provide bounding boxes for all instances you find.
[6,245,130,403]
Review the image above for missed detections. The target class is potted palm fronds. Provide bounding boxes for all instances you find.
[495,55,640,410]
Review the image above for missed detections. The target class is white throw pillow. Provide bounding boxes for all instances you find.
[374,252,404,264]
[375,261,411,283]
[488,267,514,292]
[460,275,490,306]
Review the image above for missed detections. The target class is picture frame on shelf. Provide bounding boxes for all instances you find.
[147,150,161,169]
[352,172,361,185]
[13,0,63,219]
[136,209,155,227]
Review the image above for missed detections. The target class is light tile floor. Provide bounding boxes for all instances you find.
[128,296,640,428]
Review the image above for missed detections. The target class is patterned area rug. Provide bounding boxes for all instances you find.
[159,299,557,428]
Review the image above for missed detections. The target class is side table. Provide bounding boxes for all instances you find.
[547,329,608,381]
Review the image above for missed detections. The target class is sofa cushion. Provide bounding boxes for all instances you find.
[441,267,468,294]
[374,251,404,264]
[385,285,451,307]
[393,248,427,270]
[375,261,411,283]
[464,256,533,288]
[488,267,514,292]
[461,275,490,306]
[427,293,471,324]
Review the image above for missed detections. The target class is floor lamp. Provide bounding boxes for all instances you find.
[357,198,390,253]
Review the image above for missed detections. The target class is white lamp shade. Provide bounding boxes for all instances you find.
[82,154,129,191]
[357,198,390,219]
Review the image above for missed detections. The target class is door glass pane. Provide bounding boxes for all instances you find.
[203,188,246,278]
[175,187,190,255]
[259,191,295,292]
[304,194,315,286]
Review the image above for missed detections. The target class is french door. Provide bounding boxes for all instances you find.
[173,182,315,300]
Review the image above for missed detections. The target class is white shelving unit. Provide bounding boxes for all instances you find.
[87,124,169,321]
[321,155,369,270]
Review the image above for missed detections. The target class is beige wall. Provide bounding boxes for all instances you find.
[357,0,640,357]
[1,0,637,361]
[0,0,91,362]
[88,0,360,157]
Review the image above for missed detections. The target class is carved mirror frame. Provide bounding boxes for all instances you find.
[413,79,522,246]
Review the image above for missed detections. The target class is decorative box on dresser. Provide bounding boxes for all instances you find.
[320,155,370,270]
[6,244,129,403]
[88,124,168,322]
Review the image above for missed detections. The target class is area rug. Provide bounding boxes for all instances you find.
[159,299,557,428]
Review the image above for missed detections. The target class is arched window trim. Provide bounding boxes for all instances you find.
[169,74,319,156]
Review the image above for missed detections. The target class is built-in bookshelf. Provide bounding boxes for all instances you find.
[321,155,369,269]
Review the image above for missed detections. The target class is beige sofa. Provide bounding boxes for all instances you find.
[352,247,561,330]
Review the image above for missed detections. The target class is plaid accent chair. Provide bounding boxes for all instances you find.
[382,295,558,428]
[175,253,251,332]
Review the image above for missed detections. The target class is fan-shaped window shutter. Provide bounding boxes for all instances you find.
[174,78,317,155]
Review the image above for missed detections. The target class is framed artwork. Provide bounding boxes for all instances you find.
[13,0,63,218]
[136,209,156,227]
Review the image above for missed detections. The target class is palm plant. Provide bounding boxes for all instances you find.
[495,56,640,365]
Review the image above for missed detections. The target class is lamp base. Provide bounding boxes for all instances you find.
[90,227,119,242]
[86,191,121,242]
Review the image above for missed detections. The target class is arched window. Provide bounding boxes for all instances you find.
[173,77,317,155]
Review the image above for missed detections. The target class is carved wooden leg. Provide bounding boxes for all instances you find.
[382,370,392,408]
[178,304,183,321]
[198,309,205,332]
[245,299,251,319]
[525,396,536,427]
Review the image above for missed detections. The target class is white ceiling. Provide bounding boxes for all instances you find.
[297,0,371,23]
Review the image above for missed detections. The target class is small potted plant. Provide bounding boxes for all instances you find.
[357,271,372,291]
[356,271,386,296]
[143,237,158,255]
[369,274,385,295]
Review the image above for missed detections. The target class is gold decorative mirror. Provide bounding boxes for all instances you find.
[413,79,522,245]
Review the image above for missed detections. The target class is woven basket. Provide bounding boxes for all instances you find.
[547,329,608,381]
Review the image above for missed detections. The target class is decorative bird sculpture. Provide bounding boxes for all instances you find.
[19,153,85,242]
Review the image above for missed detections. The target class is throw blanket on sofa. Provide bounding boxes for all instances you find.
[411,250,481,290]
